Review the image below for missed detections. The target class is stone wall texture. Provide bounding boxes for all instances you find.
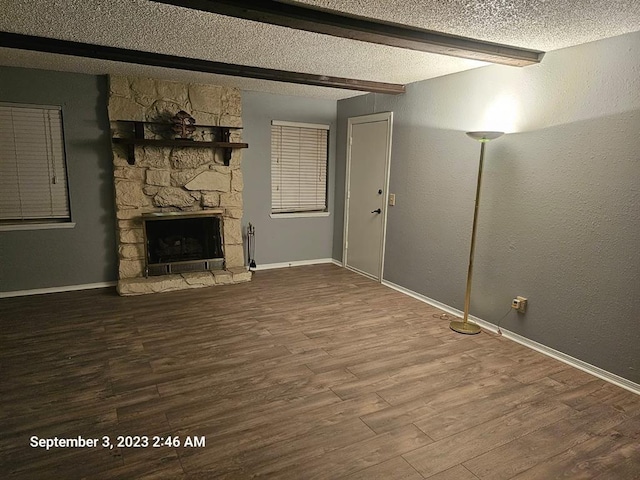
[108,75,250,295]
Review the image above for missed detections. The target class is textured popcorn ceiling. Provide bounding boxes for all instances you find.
[1,0,639,99]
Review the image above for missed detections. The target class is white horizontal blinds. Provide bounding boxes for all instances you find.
[0,104,70,221]
[271,121,328,213]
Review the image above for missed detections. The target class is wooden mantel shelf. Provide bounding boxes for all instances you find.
[112,120,248,166]
[112,137,248,149]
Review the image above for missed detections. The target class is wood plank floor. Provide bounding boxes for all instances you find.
[1,264,638,479]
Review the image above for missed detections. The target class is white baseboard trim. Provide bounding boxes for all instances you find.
[382,279,640,396]
[253,258,338,271]
[0,281,117,299]
[0,261,344,295]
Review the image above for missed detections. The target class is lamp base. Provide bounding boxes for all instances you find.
[449,320,481,335]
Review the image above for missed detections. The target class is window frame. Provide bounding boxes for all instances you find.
[0,102,74,231]
[270,120,330,218]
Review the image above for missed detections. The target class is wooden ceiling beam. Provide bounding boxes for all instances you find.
[0,32,405,95]
[154,0,544,67]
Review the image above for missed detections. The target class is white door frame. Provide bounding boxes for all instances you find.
[343,111,393,281]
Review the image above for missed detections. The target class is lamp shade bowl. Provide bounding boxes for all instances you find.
[466,131,504,142]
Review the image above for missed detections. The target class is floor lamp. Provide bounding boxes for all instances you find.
[450,131,504,335]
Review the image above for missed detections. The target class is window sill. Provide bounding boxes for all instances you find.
[0,222,76,232]
[270,212,330,219]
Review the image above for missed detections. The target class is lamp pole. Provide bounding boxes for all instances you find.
[450,131,504,335]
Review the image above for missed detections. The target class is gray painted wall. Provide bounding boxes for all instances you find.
[0,67,117,292]
[242,91,337,266]
[334,32,640,383]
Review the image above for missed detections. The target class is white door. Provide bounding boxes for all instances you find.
[344,112,393,280]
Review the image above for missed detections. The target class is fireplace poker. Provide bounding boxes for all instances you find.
[247,223,256,271]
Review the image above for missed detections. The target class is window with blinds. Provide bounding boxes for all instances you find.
[0,103,70,224]
[271,121,329,214]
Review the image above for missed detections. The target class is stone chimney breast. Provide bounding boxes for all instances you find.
[108,75,250,295]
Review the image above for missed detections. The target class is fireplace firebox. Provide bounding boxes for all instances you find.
[142,211,224,276]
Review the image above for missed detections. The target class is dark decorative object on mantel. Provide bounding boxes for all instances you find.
[171,110,196,139]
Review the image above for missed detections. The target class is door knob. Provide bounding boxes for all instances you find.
[371,208,382,214]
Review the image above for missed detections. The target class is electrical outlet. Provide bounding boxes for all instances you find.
[511,296,528,313]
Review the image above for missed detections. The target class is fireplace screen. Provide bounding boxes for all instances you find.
[143,214,224,276]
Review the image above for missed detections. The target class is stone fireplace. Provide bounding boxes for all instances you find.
[108,75,251,295]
